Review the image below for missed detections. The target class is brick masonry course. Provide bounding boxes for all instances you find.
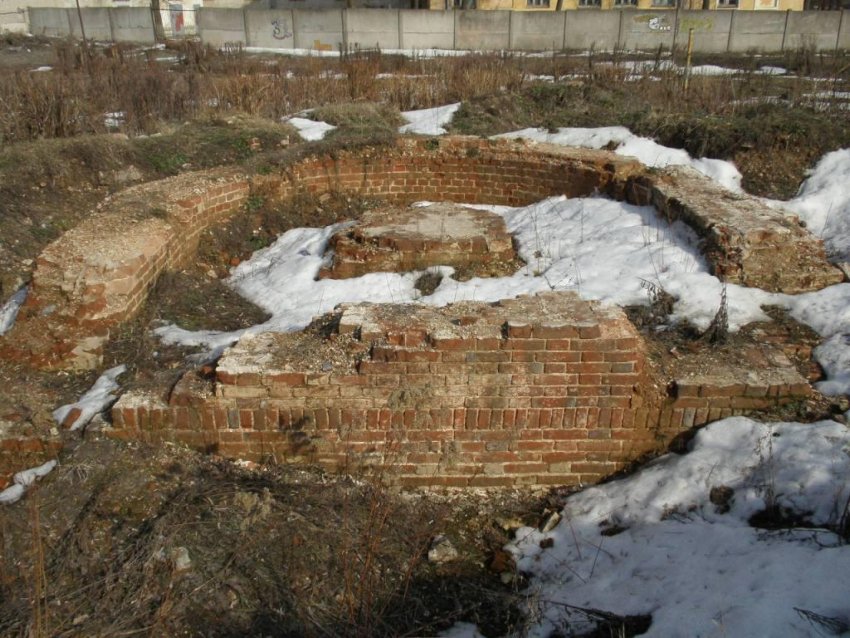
[109,292,812,488]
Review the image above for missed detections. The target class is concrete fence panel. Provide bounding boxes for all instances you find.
[292,9,344,51]
[728,10,786,52]
[619,11,676,51]
[109,8,155,44]
[245,9,295,49]
[346,8,400,50]
[272,0,340,7]
[197,8,247,48]
[23,7,850,54]
[510,11,566,51]
[71,8,111,40]
[399,9,454,50]
[455,10,510,50]
[0,7,28,34]
[784,11,841,51]
[677,10,733,53]
[27,7,71,37]
[563,11,620,51]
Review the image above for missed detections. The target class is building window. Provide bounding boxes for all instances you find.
[578,0,601,6]
[527,0,550,6]
[717,0,739,6]
[614,0,638,5]
[652,0,676,6]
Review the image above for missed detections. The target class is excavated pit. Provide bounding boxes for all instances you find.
[0,135,842,486]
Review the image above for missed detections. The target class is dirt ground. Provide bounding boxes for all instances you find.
[0,435,559,637]
[1,39,849,637]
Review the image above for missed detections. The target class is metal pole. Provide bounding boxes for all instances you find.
[683,27,694,94]
[74,0,90,69]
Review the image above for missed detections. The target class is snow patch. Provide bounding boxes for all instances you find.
[0,460,57,505]
[52,365,127,431]
[774,149,850,261]
[155,195,769,354]
[0,287,27,336]
[285,116,336,141]
[509,417,850,638]
[494,126,743,192]
[399,103,461,135]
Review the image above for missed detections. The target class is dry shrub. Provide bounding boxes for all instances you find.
[0,71,93,140]
[0,443,478,638]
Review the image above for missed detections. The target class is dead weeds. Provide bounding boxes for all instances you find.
[0,437,543,637]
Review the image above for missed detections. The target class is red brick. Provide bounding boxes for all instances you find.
[503,462,547,474]
[578,326,602,339]
[505,322,532,338]
[533,325,579,339]
[431,337,471,350]
[266,372,306,386]
[236,373,261,387]
[504,339,546,351]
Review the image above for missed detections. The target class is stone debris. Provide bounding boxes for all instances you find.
[428,535,459,564]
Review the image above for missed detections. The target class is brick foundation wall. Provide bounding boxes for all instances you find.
[1,171,250,370]
[3,136,840,370]
[626,167,843,294]
[258,137,641,207]
[109,293,811,488]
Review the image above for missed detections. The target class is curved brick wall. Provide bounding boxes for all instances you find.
[255,137,642,207]
[0,138,641,370]
[1,169,251,370]
[0,135,829,487]
[1,135,841,373]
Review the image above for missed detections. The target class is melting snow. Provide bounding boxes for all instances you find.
[285,116,336,141]
[0,287,27,336]
[52,365,127,431]
[399,103,461,135]
[494,126,743,193]
[0,460,57,505]
[509,417,850,637]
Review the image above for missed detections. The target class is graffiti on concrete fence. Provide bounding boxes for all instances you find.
[272,18,292,40]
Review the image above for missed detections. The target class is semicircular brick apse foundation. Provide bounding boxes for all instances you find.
[0,136,841,486]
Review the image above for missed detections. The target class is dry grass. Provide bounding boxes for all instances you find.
[0,438,531,638]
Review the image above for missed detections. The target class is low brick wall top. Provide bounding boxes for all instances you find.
[2,168,250,369]
[319,203,519,279]
[627,166,844,293]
